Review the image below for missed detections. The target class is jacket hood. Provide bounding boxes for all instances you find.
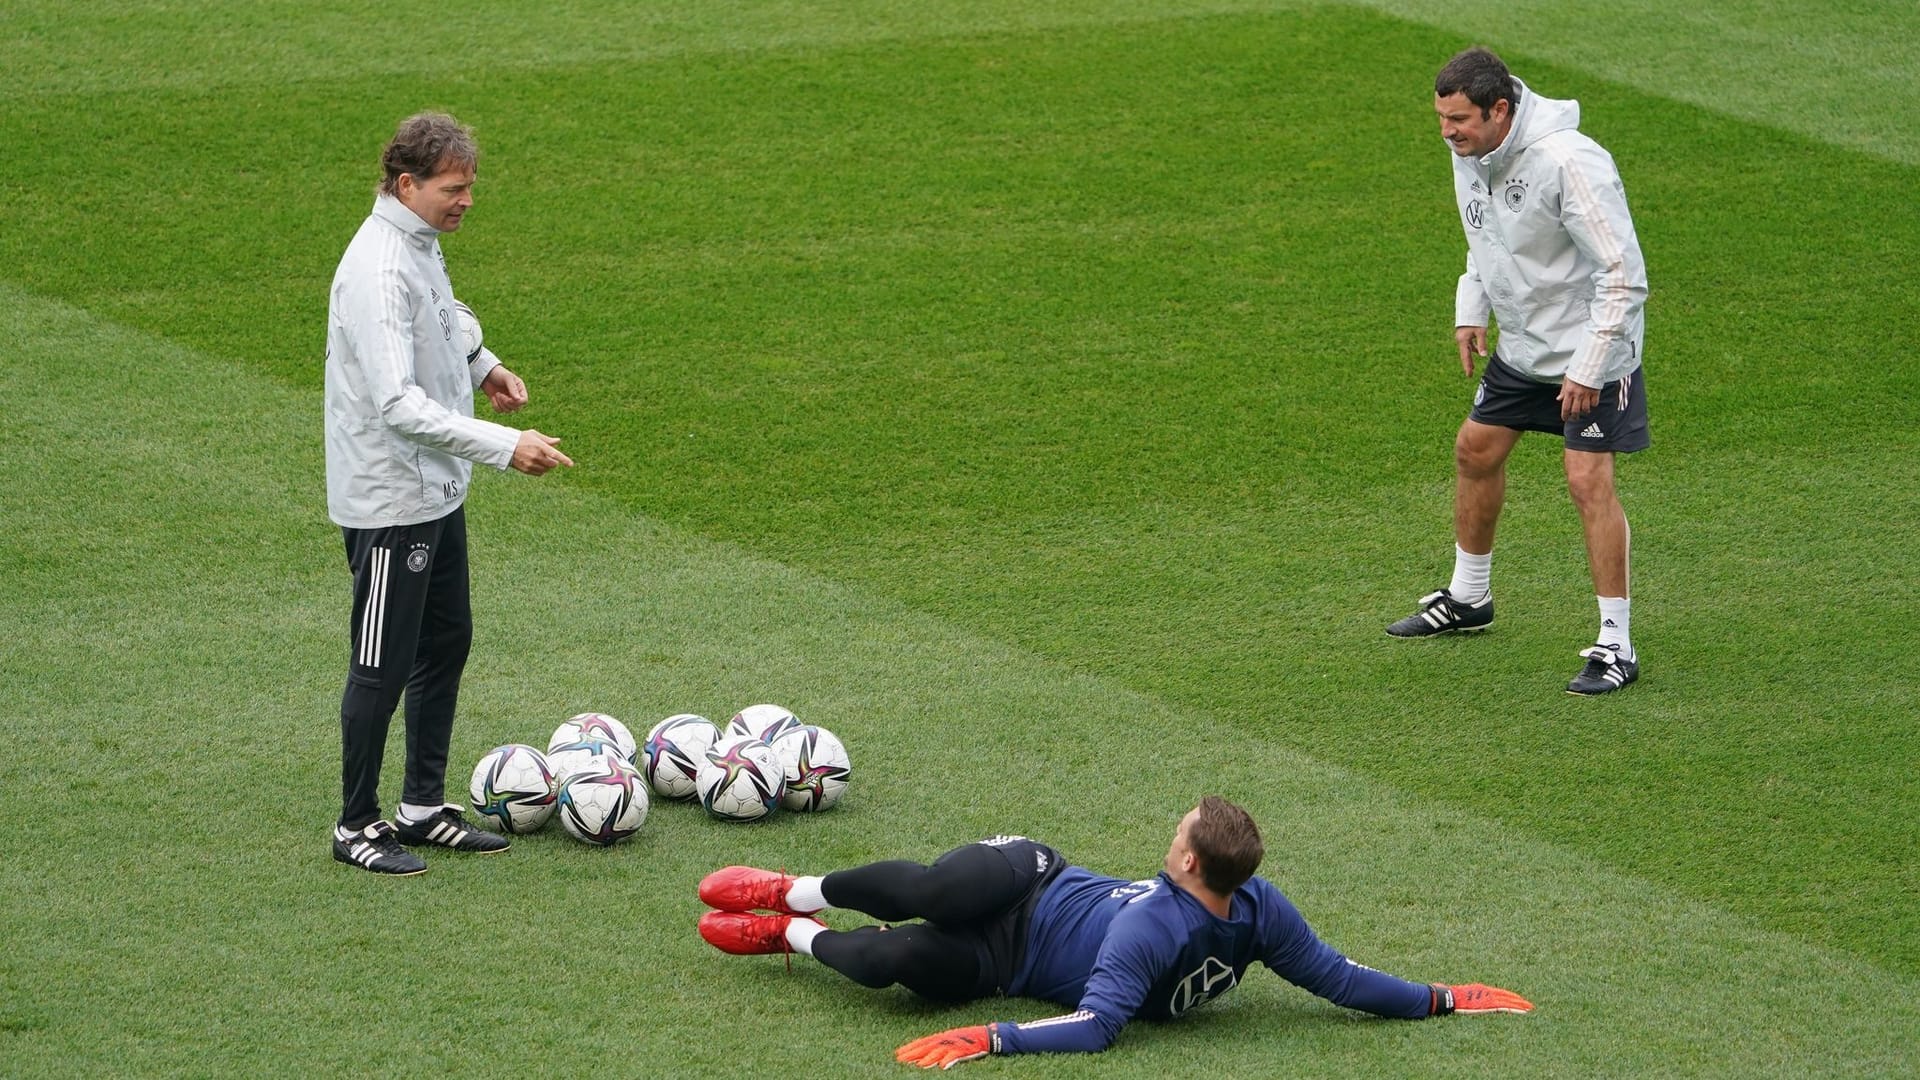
[1484,77,1581,166]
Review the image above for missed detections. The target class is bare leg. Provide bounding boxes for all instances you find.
[1455,420,1524,554]
[1564,449,1629,597]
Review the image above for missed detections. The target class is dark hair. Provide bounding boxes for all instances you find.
[1435,47,1518,118]
[1188,796,1264,894]
[378,112,478,196]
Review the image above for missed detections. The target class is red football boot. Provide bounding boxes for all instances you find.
[698,911,824,955]
[698,865,817,914]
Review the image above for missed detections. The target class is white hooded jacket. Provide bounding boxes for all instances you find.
[1451,79,1647,388]
[325,195,518,529]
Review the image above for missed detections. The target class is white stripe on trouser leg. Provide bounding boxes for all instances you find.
[356,549,374,667]
[370,546,389,669]
[357,548,373,666]
[360,547,389,669]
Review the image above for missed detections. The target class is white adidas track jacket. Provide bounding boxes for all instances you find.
[325,195,518,529]
[1451,79,1647,389]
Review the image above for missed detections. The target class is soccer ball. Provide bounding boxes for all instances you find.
[696,734,784,822]
[549,712,637,762]
[769,725,852,812]
[726,703,802,743]
[556,756,649,845]
[548,740,622,783]
[468,743,558,833]
[641,713,721,800]
[452,299,483,362]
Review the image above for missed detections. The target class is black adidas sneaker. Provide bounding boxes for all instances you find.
[1386,589,1493,637]
[1566,646,1639,695]
[333,820,428,875]
[394,806,509,853]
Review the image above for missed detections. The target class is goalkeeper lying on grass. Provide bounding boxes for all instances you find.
[696,796,1531,1068]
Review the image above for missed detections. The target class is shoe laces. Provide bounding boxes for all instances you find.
[364,820,408,854]
[767,866,792,912]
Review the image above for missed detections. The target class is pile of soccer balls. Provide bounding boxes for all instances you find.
[467,705,852,846]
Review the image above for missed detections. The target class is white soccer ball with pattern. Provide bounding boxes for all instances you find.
[696,734,784,822]
[769,725,852,812]
[556,756,649,846]
[726,703,802,743]
[547,741,621,783]
[452,299,483,361]
[549,712,637,761]
[642,713,721,800]
[467,743,558,833]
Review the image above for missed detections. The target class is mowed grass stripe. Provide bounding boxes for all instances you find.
[0,0,1278,100]
[1354,0,1920,165]
[3,288,1915,1078]
[5,0,1912,167]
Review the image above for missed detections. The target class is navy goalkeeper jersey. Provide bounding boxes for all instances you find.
[996,868,1431,1055]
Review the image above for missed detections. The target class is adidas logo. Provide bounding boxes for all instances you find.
[425,820,469,846]
[1580,423,1604,439]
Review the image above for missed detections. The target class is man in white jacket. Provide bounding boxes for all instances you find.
[325,112,574,874]
[1387,48,1649,697]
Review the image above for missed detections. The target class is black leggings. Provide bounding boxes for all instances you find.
[811,844,1027,1002]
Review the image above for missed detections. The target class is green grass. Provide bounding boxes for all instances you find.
[2,2,1917,1077]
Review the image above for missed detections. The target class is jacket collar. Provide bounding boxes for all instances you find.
[371,193,440,247]
[1477,80,1531,172]
[1478,78,1581,172]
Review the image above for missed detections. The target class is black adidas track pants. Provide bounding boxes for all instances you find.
[338,506,472,830]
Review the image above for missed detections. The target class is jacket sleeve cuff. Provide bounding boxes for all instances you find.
[468,346,502,390]
[479,420,520,470]
[1566,341,1612,388]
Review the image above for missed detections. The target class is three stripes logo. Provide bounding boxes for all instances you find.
[338,824,386,869]
[1580,422,1605,439]
[421,818,471,848]
[1581,646,1632,688]
[357,547,391,669]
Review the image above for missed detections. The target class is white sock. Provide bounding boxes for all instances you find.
[1597,596,1633,660]
[786,875,829,914]
[398,802,442,825]
[784,918,825,956]
[1449,546,1492,604]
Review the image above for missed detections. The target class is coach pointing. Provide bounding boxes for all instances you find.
[324,112,573,875]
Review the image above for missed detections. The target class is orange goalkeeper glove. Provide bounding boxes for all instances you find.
[895,1024,995,1069]
[1432,983,1534,1015]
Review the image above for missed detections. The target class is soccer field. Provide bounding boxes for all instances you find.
[3,2,1916,1076]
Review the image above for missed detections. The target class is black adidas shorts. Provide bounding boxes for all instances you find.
[1469,353,1650,453]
